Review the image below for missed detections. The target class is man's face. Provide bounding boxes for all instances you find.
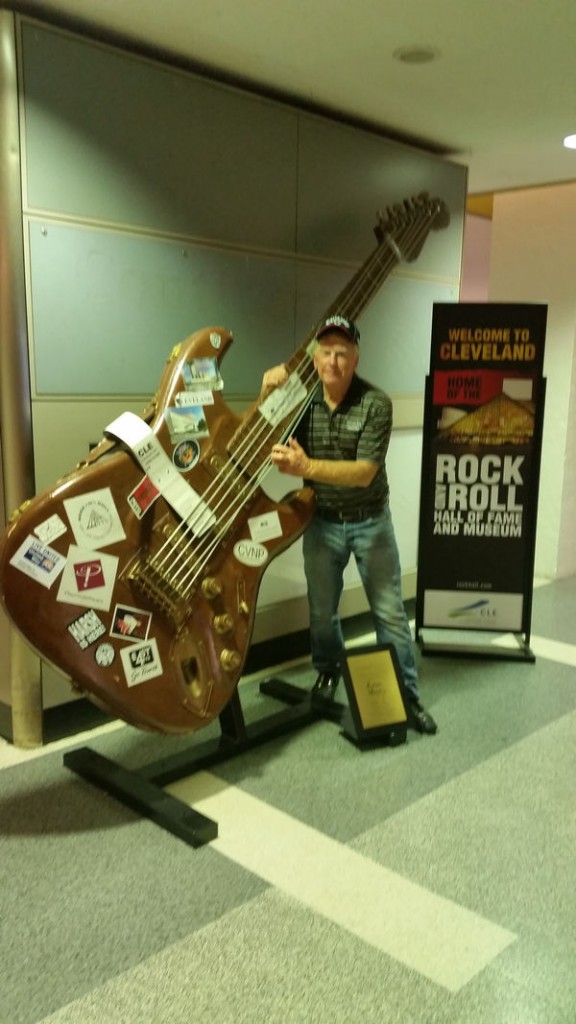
[313,331,359,391]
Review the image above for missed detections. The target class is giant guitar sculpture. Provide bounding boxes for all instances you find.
[0,195,449,734]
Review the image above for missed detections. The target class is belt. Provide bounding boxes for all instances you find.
[315,507,380,523]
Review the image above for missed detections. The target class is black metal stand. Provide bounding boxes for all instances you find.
[64,677,345,848]
[417,630,535,662]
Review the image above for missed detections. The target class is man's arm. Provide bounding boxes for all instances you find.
[271,437,378,488]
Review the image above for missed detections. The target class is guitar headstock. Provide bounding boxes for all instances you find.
[374,193,450,262]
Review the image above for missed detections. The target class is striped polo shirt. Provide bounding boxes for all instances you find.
[295,374,393,517]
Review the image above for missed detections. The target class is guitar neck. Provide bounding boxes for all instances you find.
[228,195,446,478]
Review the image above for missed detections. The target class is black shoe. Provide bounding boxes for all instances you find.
[312,671,340,700]
[409,699,438,735]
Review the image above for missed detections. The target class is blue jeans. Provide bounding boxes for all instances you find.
[302,506,419,699]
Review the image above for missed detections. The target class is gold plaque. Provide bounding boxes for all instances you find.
[340,643,408,746]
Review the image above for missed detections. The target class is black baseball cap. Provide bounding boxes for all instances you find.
[315,315,360,345]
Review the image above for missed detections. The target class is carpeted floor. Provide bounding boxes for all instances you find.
[1,577,575,1024]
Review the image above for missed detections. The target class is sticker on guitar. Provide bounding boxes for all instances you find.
[63,487,126,549]
[68,609,107,650]
[120,638,163,687]
[56,545,119,611]
[9,535,67,588]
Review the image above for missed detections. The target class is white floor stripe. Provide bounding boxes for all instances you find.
[503,633,576,666]
[167,771,516,993]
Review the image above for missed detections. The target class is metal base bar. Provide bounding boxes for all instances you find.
[418,634,535,663]
[64,678,340,848]
[63,746,218,847]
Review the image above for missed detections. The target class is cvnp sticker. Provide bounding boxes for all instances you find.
[233,540,268,567]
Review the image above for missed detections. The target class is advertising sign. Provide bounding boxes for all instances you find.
[416,303,547,645]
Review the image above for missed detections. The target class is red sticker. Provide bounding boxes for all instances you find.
[74,559,105,591]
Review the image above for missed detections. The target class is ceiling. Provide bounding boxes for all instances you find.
[12,0,576,197]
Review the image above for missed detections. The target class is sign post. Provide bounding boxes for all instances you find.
[415,303,547,659]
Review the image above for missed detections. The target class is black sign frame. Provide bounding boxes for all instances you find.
[415,303,547,661]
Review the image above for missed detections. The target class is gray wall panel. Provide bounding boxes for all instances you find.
[21,23,298,250]
[354,277,459,393]
[29,220,298,395]
[296,116,465,274]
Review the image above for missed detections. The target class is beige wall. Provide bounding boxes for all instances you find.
[488,184,576,579]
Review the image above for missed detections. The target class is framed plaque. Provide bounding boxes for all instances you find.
[340,643,409,747]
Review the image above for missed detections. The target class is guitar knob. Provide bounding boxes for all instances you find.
[213,613,234,635]
[201,576,222,599]
[220,649,242,672]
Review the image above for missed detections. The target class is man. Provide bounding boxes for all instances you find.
[262,314,437,735]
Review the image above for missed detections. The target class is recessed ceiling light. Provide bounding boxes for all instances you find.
[563,134,576,149]
[393,45,440,64]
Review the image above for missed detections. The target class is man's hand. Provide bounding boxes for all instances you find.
[271,437,311,477]
[260,363,289,401]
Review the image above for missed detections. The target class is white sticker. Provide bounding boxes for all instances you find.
[34,513,67,545]
[110,603,152,642]
[56,544,119,611]
[9,535,66,589]
[64,487,126,549]
[259,371,307,427]
[120,637,163,687]
[248,511,282,542]
[67,609,107,650]
[175,389,214,408]
[423,589,523,632]
[95,642,115,667]
[233,539,268,567]
[106,412,215,535]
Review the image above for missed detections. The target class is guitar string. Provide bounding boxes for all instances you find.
[146,233,401,581]
[146,207,436,602]
[149,235,402,590]
[165,204,436,559]
[172,204,439,545]
[152,207,436,597]
[143,205,439,601]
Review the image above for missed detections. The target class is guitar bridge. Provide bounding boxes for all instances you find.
[125,555,190,628]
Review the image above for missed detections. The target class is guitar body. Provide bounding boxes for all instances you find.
[0,193,450,735]
[0,326,314,734]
